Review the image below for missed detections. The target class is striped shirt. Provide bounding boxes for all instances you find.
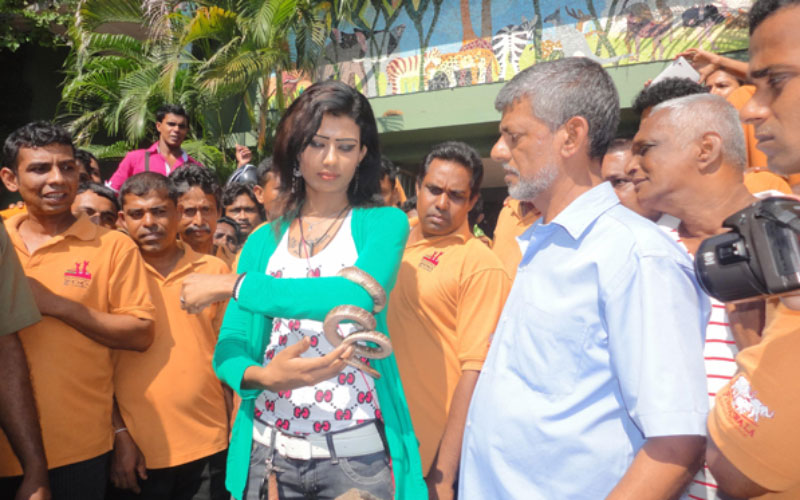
[662,221,737,500]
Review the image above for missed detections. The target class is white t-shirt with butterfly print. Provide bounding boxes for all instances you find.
[253,211,381,435]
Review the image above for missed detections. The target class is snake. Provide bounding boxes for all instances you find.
[322,267,392,379]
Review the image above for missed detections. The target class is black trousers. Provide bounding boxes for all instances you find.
[0,451,111,500]
[105,449,227,500]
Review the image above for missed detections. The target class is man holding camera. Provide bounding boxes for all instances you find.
[702,0,800,497]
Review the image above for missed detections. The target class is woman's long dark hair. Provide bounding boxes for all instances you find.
[272,81,382,217]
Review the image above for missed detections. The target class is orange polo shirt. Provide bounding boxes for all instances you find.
[113,243,230,469]
[0,213,155,476]
[0,204,26,220]
[491,199,539,278]
[708,305,800,498]
[744,169,792,195]
[727,85,769,169]
[388,223,511,473]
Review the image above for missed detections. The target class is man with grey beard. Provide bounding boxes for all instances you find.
[458,57,710,499]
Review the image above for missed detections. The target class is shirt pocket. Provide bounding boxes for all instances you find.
[510,302,591,396]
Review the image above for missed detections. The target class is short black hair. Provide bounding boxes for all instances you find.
[417,141,484,198]
[169,165,220,210]
[750,0,800,33]
[74,149,98,168]
[216,215,243,245]
[381,156,398,184]
[74,149,99,182]
[3,121,75,172]
[77,182,120,212]
[222,182,259,207]
[468,195,484,227]
[631,78,709,117]
[255,157,276,187]
[119,172,178,208]
[156,104,189,123]
[400,196,417,213]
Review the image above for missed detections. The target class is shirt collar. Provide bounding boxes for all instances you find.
[11,212,97,241]
[544,182,619,241]
[66,213,100,241]
[506,199,538,221]
[6,212,98,256]
[144,241,206,282]
[407,220,472,248]
[147,142,189,163]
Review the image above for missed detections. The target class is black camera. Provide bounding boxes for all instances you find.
[695,197,800,302]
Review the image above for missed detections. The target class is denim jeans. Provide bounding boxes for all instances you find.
[243,438,393,500]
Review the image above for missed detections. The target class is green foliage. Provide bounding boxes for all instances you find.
[59,0,340,173]
[0,0,77,51]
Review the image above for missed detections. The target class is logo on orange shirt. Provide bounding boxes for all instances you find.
[64,260,92,288]
[419,251,443,271]
[718,374,774,437]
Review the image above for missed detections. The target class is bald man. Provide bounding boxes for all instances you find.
[627,93,765,500]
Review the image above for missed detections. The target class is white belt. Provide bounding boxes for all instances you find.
[252,419,384,460]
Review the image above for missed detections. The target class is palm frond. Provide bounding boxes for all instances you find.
[83,140,135,160]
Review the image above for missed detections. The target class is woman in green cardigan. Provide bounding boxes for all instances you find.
[181,81,426,500]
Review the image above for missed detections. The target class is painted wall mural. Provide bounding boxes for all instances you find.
[313,0,752,99]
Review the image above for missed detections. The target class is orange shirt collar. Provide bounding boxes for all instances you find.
[506,199,538,222]
[407,221,472,248]
[7,212,98,255]
[143,240,206,282]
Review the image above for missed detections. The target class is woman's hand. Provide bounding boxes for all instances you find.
[243,338,354,392]
[180,273,239,314]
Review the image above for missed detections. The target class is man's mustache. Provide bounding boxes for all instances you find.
[185,224,211,235]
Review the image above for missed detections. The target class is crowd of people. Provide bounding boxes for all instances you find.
[2,0,800,499]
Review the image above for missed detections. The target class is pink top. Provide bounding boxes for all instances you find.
[106,142,203,192]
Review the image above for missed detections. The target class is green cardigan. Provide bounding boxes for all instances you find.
[213,206,427,500]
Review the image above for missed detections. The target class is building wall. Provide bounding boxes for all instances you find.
[315,0,751,99]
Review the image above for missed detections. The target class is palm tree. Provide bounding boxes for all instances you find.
[192,0,330,153]
[60,0,227,168]
[59,0,338,170]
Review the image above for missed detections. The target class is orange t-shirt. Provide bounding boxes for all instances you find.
[763,302,800,341]
[491,199,539,278]
[388,224,511,473]
[707,307,800,499]
[0,214,155,475]
[787,174,800,191]
[727,85,769,169]
[0,204,26,220]
[744,170,793,195]
[113,243,230,469]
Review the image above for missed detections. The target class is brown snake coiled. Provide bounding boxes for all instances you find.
[322,267,391,378]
